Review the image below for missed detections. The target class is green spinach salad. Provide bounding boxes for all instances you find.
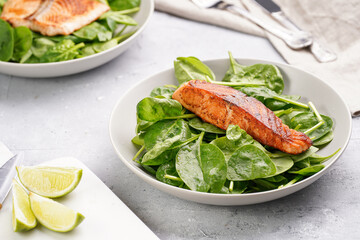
[131,52,338,194]
[0,0,140,63]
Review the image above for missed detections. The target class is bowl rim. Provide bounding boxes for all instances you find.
[109,57,352,199]
[0,0,154,67]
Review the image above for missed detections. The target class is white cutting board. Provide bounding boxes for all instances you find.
[0,157,159,240]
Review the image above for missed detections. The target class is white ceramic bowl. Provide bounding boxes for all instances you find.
[109,58,352,206]
[0,0,154,78]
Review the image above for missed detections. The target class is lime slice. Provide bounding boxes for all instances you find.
[29,192,85,232]
[16,166,82,198]
[12,179,37,232]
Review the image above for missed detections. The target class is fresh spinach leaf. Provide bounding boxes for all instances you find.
[108,0,140,11]
[288,164,325,176]
[201,132,220,142]
[142,119,192,165]
[291,146,319,163]
[188,118,225,134]
[227,145,276,181]
[150,86,175,99]
[223,52,284,94]
[0,19,14,62]
[174,56,215,84]
[217,186,230,194]
[100,10,137,31]
[278,175,303,188]
[23,55,41,63]
[226,125,249,142]
[264,95,301,111]
[312,130,334,146]
[78,39,118,58]
[176,139,210,192]
[131,134,144,146]
[93,39,118,52]
[210,137,241,161]
[156,160,183,187]
[230,181,248,194]
[266,157,294,177]
[136,117,154,133]
[252,179,281,191]
[294,159,311,169]
[306,148,340,165]
[12,26,32,62]
[137,97,183,122]
[240,87,308,110]
[44,35,84,44]
[19,49,32,63]
[39,40,84,63]
[143,148,179,166]
[210,127,254,161]
[73,22,112,42]
[140,164,156,175]
[265,175,288,183]
[30,38,56,58]
[199,144,227,193]
[143,120,178,150]
[78,44,96,58]
[291,113,333,141]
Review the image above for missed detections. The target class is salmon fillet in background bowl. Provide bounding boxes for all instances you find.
[1,0,110,36]
[0,0,154,78]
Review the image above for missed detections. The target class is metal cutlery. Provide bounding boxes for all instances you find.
[0,153,21,210]
[253,0,337,62]
[191,0,313,49]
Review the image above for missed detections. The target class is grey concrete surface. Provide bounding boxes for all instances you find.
[1,12,359,239]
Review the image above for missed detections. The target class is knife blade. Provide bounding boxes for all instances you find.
[253,0,280,13]
[0,141,14,168]
[253,0,303,30]
[253,0,337,62]
[0,154,21,210]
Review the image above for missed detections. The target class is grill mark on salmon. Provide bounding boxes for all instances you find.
[172,80,312,155]
[1,0,109,36]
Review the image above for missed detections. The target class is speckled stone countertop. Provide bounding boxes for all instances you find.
[1,11,359,240]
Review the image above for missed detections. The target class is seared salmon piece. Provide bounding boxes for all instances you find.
[0,0,42,28]
[172,80,312,155]
[1,0,109,36]
[29,0,110,36]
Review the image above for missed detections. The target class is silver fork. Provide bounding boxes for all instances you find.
[270,11,337,62]
[191,0,313,50]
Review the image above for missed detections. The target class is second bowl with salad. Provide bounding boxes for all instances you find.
[0,0,154,78]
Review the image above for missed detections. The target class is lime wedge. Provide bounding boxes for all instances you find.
[29,192,85,232]
[12,179,37,232]
[16,166,82,198]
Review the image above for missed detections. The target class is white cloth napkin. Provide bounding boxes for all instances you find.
[155,0,360,117]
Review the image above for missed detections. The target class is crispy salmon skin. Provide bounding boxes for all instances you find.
[1,0,109,36]
[172,80,312,155]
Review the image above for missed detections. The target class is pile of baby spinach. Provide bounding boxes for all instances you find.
[0,0,140,63]
[131,52,338,194]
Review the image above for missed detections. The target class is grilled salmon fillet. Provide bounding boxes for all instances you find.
[172,80,312,155]
[1,0,109,36]
[0,0,42,28]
